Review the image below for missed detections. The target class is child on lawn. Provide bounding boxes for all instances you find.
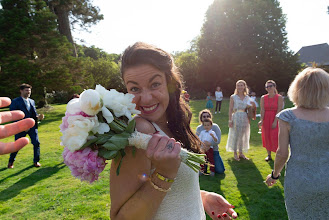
[198,118,218,176]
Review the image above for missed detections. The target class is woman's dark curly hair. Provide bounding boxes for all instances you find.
[120,42,201,153]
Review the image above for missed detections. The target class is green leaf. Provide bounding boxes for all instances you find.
[98,149,118,160]
[108,132,130,149]
[109,121,125,133]
[116,149,127,176]
[114,118,128,128]
[103,142,123,151]
[132,146,136,157]
[97,112,104,123]
[80,137,99,149]
[95,136,109,144]
[125,119,136,134]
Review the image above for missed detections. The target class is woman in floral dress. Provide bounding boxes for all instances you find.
[226,80,251,161]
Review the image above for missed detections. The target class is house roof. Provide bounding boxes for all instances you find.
[297,43,329,66]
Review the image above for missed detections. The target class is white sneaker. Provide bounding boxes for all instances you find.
[219,112,221,113]
[215,112,217,114]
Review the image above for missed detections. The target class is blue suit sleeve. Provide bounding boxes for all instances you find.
[9,99,18,111]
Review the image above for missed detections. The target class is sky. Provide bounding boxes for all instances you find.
[74,0,329,54]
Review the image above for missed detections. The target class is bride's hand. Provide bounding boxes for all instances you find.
[202,191,238,219]
[146,134,181,179]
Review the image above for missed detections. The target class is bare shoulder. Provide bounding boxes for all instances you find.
[134,117,156,134]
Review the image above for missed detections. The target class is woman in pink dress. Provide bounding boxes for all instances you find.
[258,80,284,161]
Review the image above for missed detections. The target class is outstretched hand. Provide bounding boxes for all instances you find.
[202,191,238,219]
[0,97,35,155]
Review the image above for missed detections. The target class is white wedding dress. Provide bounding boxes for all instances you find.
[151,123,206,220]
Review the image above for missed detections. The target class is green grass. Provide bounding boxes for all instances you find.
[0,99,293,219]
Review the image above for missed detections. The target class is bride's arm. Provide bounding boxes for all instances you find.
[110,117,180,220]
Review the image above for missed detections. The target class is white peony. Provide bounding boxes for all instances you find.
[101,106,114,123]
[60,127,89,152]
[67,115,99,132]
[80,89,102,116]
[95,84,111,100]
[92,122,110,134]
[66,98,82,114]
[103,89,140,120]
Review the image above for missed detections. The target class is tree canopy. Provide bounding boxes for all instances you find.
[0,0,119,104]
[196,0,300,95]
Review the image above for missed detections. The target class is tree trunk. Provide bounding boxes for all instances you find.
[53,5,77,57]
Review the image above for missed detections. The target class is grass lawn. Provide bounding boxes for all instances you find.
[0,99,293,219]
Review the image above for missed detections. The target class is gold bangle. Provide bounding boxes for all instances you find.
[155,172,175,183]
[149,180,171,193]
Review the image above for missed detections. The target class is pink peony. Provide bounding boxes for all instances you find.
[62,147,106,183]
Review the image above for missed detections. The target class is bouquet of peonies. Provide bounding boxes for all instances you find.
[60,85,206,183]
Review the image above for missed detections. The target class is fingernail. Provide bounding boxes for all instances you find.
[223,213,228,217]
[217,214,221,218]
[212,211,215,215]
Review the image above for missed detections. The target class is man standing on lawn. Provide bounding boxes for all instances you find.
[8,84,44,168]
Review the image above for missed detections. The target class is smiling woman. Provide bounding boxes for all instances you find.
[109,42,238,220]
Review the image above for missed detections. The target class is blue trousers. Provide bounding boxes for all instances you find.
[9,128,40,163]
[213,151,225,174]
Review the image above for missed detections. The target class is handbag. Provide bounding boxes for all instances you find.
[246,102,256,121]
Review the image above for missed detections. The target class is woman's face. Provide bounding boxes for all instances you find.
[201,112,211,122]
[216,87,220,91]
[123,64,170,124]
[265,83,275,93]
[236,82,245,93]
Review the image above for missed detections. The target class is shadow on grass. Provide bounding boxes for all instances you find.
[0,165,34,184]
[37,111,65,127]
[199,173,226,197]
[228,159,288,220]
[0,163,65,202]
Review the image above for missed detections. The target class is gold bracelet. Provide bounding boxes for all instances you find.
[155,172,175,183]
[149,180,171,193]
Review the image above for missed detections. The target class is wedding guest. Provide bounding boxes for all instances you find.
[0,97,35,155]
[198,118,218,176]
[265,67,329,219]
[215,86,223,114]
[249,92,259,108]
[70,93,80,100]
[279,92,286,109]
[258,80,284,161]
[110,42,237,220]
[182,90,190,104]
[8,84,44,168]
[196,109,225,174]
[226,80,251,161]
[205,92,214,113]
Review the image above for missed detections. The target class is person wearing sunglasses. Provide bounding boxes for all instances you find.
[196,109,225,174]
[258,80,284,161]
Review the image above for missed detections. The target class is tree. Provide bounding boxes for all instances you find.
[45,0,103,56]
[197,0,300,95]
[174,50,200,93]
[0,0,93,101]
